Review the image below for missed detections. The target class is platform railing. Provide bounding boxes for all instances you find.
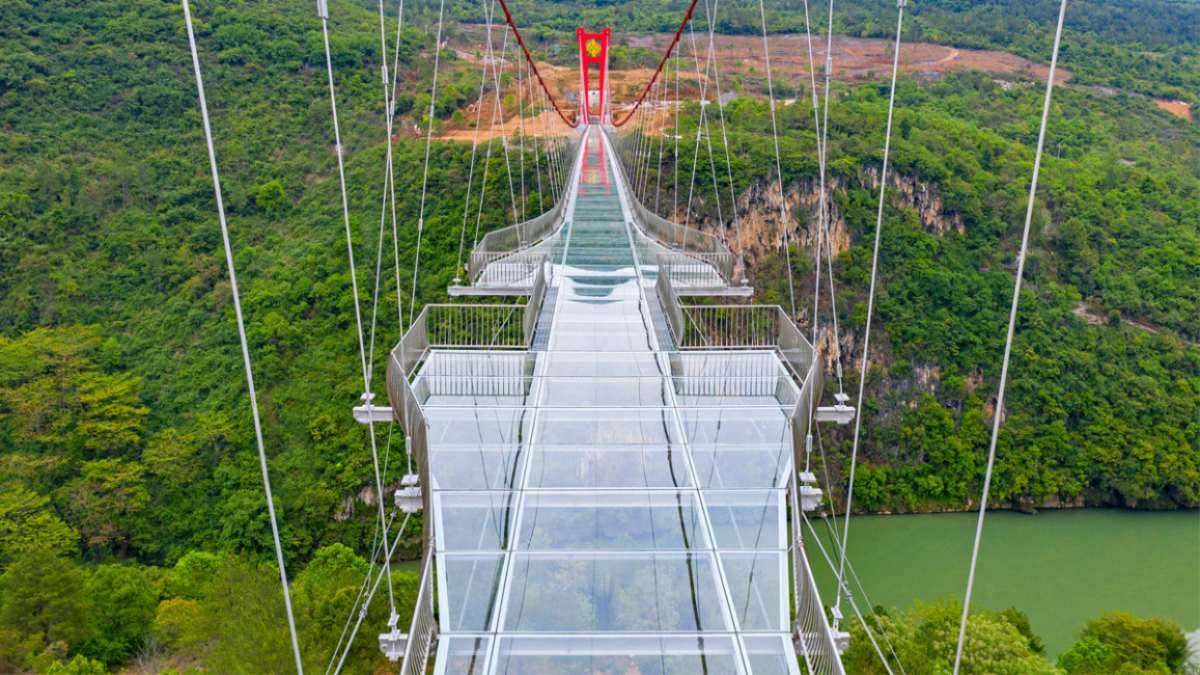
[399,543,437,675]
[789,472,845,674]
[466,137,582,284]
[655,250,736,288]
[656,257,818,380]
[467,250,548,288]
[604,128,739,285]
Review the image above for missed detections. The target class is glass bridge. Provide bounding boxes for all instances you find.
[386,127,843,674]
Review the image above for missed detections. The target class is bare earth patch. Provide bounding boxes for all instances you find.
[1153,99,1193,121]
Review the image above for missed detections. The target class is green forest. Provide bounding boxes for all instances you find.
[0,0,1196,672]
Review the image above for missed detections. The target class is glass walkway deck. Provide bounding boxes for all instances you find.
[388,127,842,674]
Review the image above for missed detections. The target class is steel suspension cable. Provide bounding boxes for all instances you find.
[526,60,545,213]
[673,57,681,218]
[331,512,414,675]
[515,48,528,219]
[699,0,741,261]
[699,3,724,230]
[180,1,303,671]
[817,0,847,395]
[408,0,448,325]
[318,0,396,614]
[801,511,897,675]
[455,0,499,278]
[655,73,671,210]
[471,21,509,250]
[610,0,701,126]
[952,2,1068,671]
[493,0,578,128]
[835,0,906,626]
[756,0,798,319]
[491,30,521,232]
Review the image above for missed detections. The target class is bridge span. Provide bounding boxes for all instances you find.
[385,126,845,674]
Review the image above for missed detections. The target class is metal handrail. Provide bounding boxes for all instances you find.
[656,258,818,381]
[605,127,738,284]
[399,543,437,675]
[467,136,583,283]
[789,471,845,674]
[468,250,548,288]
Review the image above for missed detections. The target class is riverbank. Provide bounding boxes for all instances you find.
[805,509,1200,656]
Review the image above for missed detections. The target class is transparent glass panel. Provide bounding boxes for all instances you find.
[437,492,517,551]
[502,553,730,632]
[517,492,707,550]
[704,491,784,550]
[525,445,692,489]
[721,552,786,631]
[429,445,525,491]
[441,554,504,632]
[492,635,742,675]
[540,377,670,407]
[426,408,534,445]
[542,352,665,377]
[437,635,491,675]
[535,409,677,445]
[690,446,792,489]
[678,408,791,445]
[742,635,800,675]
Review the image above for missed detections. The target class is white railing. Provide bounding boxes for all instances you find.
[467,136,582,284]
[468,250,548,288]
[655,261,818,381]
[399,544,437,675]
[790,473,846,675]
[605,128,739,285]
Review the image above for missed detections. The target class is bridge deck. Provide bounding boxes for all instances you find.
[414,128,806,674]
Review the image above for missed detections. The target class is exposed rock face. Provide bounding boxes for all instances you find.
[684,169,964,268]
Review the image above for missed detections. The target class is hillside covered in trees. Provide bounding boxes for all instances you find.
[0,0,1196,672]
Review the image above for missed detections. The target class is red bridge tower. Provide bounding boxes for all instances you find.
[575,27,611,125]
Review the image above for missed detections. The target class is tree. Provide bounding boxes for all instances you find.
[81,564,158,666]
[57,458,149,556]
[0,484,77,563]
[0,548,92,670]
[255,180,286,212]
[1058,611,1188,674]
[843,602,1059,675]
[45,654,108,675]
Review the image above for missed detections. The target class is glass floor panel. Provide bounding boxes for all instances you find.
[517,491,708,550]
[524,445,693,489]
[428,445,525,491]
[491,635,742,675]
[501,553,730,632]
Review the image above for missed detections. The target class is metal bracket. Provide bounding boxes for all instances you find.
[352,392,394,424]
[395,473,423,513]
[378,628,408,661]
[799,484,824,512]
[816,393,856,425]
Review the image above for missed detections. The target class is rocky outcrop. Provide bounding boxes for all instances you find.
[683,169,965,269]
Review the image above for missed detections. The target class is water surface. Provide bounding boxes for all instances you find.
[806,509,1200,656]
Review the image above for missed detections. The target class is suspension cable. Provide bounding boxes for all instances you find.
[952,2,1068,671]
[700,0,741,265]
[527,60,545,213]
[610,0,702,126]
[835,0,906,626]
[756,0,798,319]
[408,0,448,325]
[454,0,497,281]
[180,1,303,671]
[493,0,578,128]
[318,0,395,614]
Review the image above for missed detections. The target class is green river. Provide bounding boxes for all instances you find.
[805,509,1200,656]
